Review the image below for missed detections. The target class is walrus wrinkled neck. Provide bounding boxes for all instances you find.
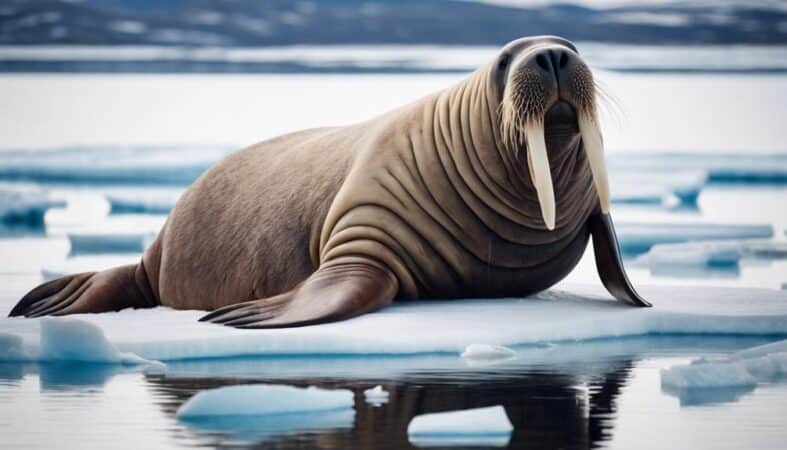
[430,69,589,236]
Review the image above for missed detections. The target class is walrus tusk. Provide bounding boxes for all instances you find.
[525,121,556,230]
[578,114,611,213]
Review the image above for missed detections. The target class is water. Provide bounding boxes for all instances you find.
[0,68,786,449]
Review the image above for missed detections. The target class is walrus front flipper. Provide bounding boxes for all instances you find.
[589,213,652,307]
[8,263,158,317]
[200,257,398,329]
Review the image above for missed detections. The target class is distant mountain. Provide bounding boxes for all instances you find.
[0,0,785,46]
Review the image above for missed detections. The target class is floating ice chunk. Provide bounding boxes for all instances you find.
[661,339,787,391]
[176,385,354,418]
[68,232,155,255]
[635,240,787,271]
[461,344,516,360]
[0,182,64,226]
[363,385,389,406]
[106,188,183,214]
[39,318,159,366]
[2,284,787,362]
[607,153,787,184]
[0,146,230,185]
[610,170,706,207]
[408,406,513,447]
[615,222,773,254]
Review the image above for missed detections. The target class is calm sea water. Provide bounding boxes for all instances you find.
[0,70,786,449]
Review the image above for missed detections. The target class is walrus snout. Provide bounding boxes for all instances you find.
[513,45,594,115]
[499,39,608,230]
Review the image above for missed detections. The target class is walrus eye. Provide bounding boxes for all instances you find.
[497,54,511,72]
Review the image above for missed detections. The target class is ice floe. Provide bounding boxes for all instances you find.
[408,406,513,447]
[41,254,141,279]
[0,317,159,365]
[176,385,354,418]
[0,146,230,185]
[661,339,787,391]
[635,240,787,270]
[611,171,705,207]
[105,187,183,214]
[0,182,64,226]
[607,153,787,184]
[68,232,155,255]
[614,222,773,254]
[2,284,787,363]
[363,385,390,406]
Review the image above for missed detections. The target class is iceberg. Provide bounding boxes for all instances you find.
[408,406,513,447]
[2,284,787,363]
[176,385,354,418]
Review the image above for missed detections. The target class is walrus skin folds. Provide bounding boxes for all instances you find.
[10,36,650,328]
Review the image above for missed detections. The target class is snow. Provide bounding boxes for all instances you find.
[408,406,513,447]
[460,344,517,360]
[2,284,787,363]
[363,385,389,406]
[176,385,354,418]
[661,339,787,390]
[0,182,63,225]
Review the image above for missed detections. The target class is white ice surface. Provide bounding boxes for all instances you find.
[2,284,787,363]
[661,339,787,389]
[363,385,390,406]
[408,406,513,447]
[460,344,517,360]
[176,385,354,418]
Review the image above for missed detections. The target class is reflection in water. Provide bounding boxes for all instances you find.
[146,363,634,450]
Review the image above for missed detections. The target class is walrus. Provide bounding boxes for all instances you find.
[9,35,650,328]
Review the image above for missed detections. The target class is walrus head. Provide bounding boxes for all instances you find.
[494,36,609,231]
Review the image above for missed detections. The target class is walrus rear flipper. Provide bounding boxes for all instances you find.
[8,263,158,317]
[589,213,652,307]
[200,256,398,329]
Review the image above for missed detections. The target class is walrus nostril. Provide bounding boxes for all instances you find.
[535,53,550,72]
[558,51,569,69]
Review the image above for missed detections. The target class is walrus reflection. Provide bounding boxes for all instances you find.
[146,364,633,449]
